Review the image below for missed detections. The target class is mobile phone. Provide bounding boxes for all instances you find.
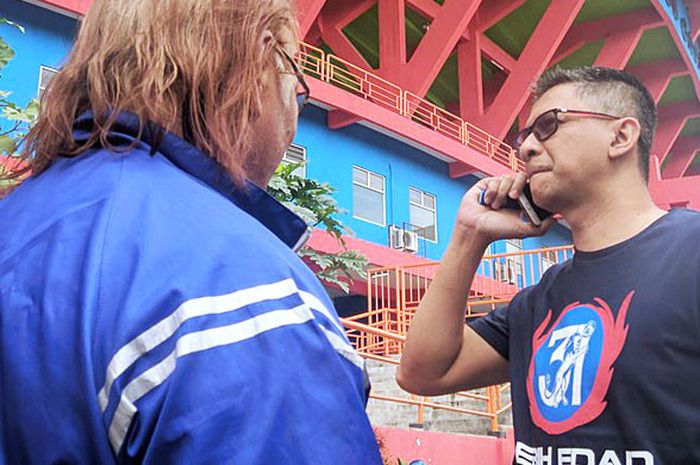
[479,183,552,226]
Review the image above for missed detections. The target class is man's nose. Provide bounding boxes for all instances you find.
[517,132,541,161]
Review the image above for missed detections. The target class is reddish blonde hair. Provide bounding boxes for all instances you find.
[10,0,297,185]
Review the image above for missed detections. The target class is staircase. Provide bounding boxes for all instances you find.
[365,359,513,436]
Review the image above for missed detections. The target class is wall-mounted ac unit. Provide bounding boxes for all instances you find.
[403,231,419,253]
[389,225,405,250]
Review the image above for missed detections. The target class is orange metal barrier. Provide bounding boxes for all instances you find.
[326,54,404,114]
[296,42,521,174]
[404,91,464,144]
[342,318,510,433]
[350,245,575,356]
[341,246,575,433]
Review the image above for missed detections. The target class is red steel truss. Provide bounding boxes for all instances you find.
[27,0,700,209]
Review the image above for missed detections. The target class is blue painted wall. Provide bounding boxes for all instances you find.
[295,105,571,261]
[0,1,572,262]
[0,0,77,108]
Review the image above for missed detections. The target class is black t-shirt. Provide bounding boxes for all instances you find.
[469,209,700,465]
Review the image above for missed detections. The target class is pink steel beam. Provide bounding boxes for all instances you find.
[406,0,523,71]
[480,35,517,71]
[457,35,484,120]
[648,156,700,209]
[552,8,663,65]
[451,1,587,178]
[691,3,700,41]
[378,0,407,75]
[297,0,328,38]
[687,163,700,177]
[593,29,644,69]
[627,59,689,103]
[653,101,700,164]
[662,135,700,179]
[473,0,529,32]
[330,0,483,129]
[471,0,585,139]
[650,0,700,104]
[318,15,372,70]
[400,0,483,96]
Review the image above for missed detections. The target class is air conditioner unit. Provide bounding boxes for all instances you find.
[389,225,405,249]
[403,231,419,253]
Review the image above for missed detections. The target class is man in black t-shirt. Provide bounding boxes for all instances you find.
[397,67,700,465]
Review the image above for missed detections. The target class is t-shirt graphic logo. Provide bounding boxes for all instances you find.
[526,292,633,435]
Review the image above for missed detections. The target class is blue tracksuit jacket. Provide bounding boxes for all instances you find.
[0,112,382,464]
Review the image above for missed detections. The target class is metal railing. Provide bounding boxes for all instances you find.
[341,245,574,433]
[342,318,510,433]
[348,245,575,356]
[298,42,522,173]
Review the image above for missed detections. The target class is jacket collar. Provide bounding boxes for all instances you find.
[72,111,310,252]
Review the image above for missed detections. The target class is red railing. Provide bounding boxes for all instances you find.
[341,318,510,433]
[340,245,575,434]
[298,42,522,174]
[347,245,575,356]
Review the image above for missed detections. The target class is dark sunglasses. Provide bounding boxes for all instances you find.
[514,108,621,151]
[275,44,310,113]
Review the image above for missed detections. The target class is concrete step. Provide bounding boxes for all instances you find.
[365,359,512,436]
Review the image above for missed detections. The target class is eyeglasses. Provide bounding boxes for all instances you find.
[514,108,621,151]
[275,44,310,114]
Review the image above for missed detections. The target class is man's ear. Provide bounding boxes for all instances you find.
[609,117,641,161]
[257,29,274,59]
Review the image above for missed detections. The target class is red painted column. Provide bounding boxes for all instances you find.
[378,0,407,74]
[662,135,700,178]
[296,0,327,38]
[318,0,375,69]
[400,0,483,96]
[594,29,644,69]
[458,34,484,120]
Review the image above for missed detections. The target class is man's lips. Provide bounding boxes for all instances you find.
[526,168,551,177]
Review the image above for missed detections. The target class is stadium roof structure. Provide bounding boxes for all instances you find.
[32,0,700,208]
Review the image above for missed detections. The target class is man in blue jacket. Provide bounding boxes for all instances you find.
[0,0,382,463]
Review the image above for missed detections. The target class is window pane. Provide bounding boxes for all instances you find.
[284,144,305,163]
[40,67,57,88]
[410,204,436,241]
[282,144,306,177]
[353,167,367,185]
[369,173,384,191]
[409,188,421,204]
[423,193,435,209]
[354,184,384,224]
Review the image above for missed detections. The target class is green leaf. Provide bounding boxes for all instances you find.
[268,160,369,293]
[0,135,16,155]
[0,18,26,33]
[0,37,16,70]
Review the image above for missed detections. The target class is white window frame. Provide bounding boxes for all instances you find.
[352,165,386,227]
[503,238,524,285]
[541,248,557,273]
[37,65,58,99]
[409,187,438,243]
[282,143,306,177]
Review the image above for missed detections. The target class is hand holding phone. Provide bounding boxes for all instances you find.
[479,182,552,226]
